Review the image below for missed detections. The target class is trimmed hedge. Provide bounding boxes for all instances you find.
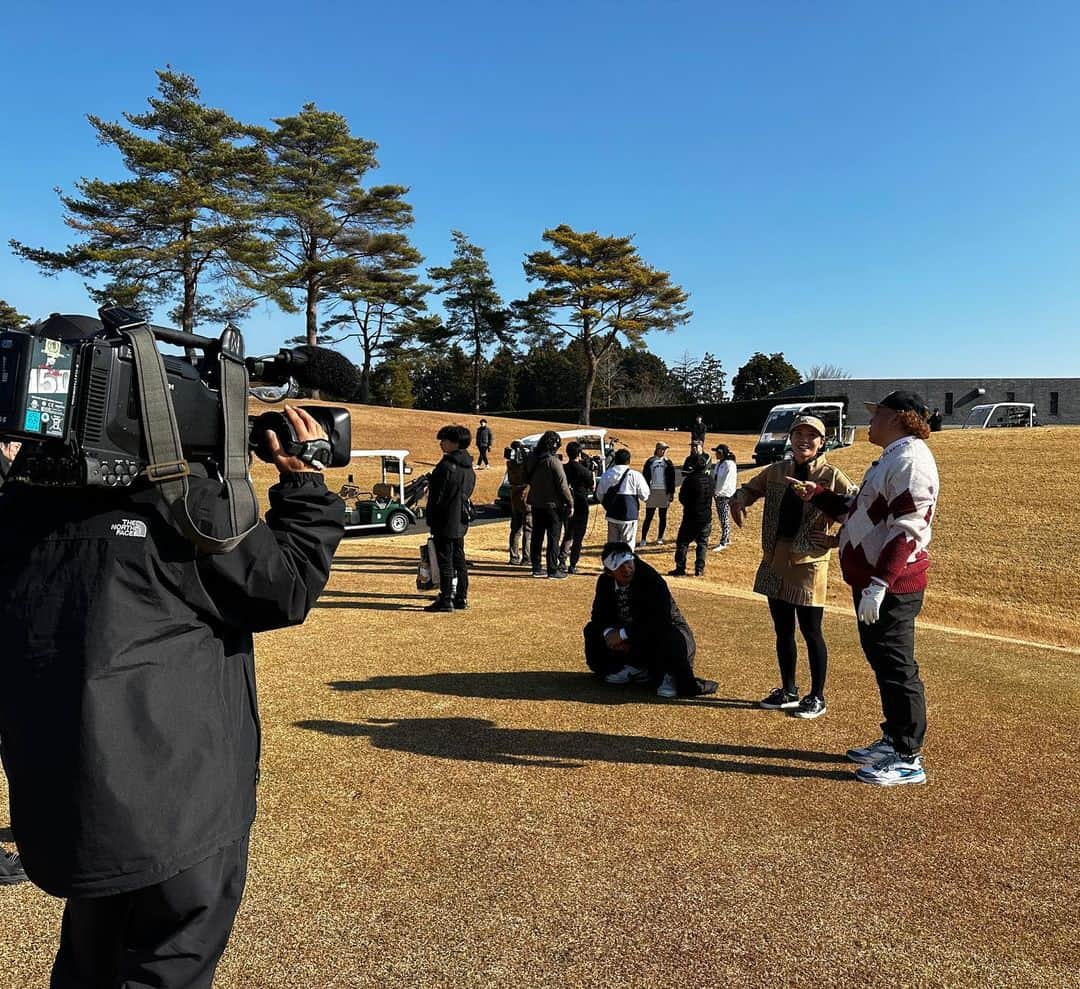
[500,395,850,433]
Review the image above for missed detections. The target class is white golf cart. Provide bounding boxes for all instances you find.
[753,402,855,465]
[340,449,430,535]
[961,403,1039,429]
[495,428,613,512]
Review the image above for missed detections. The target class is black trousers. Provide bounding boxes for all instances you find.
[583,621,697,694]
[433,534,468,602]
[530,505,562,575]
[477,446,490,467]
[642,506,668,541]
[853,589,927,756]
[51,836,249,989]
[767,597,828,699]
[560,500,590,569]
[674,519,712,574]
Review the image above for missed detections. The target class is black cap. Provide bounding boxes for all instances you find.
[866,390,929,417]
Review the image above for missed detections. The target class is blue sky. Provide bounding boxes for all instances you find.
[2,1,1079,380]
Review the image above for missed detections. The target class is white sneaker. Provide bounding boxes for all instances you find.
[605,665,649,685]
[855,753,926,787]
[640,539,649,547]
[712,544,727,552]
[656,674,678,698]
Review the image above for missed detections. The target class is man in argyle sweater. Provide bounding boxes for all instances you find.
[792,391,939,786]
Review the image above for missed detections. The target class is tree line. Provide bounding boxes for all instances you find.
[4,68,815,422]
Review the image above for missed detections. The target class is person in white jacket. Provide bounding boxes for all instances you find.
[595,449,651,550]
[711,444,738,550]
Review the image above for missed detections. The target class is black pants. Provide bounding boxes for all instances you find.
[530,505,562,575]
[674,519,712,574]
[642,505,668,541]
[477,446,489,467]
[767,598,828,699]
[51,836,249,989]
[560,500,590,569]
[583,621,697,694]
[509,503,532,561]
[433,534,468,603]
[854,589,927,756]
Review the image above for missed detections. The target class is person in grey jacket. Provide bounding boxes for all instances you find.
[525,431,573,579]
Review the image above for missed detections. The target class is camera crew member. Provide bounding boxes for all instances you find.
[0,406,345,988]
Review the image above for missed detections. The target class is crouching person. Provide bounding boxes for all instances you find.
[583,542,717,699]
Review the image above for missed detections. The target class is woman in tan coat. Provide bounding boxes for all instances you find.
[731,415,856,719]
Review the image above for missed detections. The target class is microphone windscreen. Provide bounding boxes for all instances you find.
[290,346,357,397]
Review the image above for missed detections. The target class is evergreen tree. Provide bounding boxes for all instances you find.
[11,69,275,332]
[0,300,28,331]
[484,345,520,412]
[259,104,414,346]
[410,345,474,411]
[693,352,727,402]
[517,225,691,424]
[322,238,429,403]
[426,231,513,412]
[669,350,699,401]
[516,341,584,410]
[370,356,415,408]
[732,352,802,400]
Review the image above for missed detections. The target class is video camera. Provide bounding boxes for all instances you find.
[0,305,354,489]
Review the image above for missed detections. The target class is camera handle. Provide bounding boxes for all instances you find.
[123,323,259,554]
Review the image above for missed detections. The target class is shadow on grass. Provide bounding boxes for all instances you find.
[328,670,757,709]
[295,716,849,778]
[0,827,12,842]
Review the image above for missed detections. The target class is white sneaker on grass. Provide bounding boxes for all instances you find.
[855,752,927,787]
[605,665,649,685]
[712,544,727,552]
[656,674,678,698]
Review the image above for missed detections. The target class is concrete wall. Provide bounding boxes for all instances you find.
[804,378,1079,426]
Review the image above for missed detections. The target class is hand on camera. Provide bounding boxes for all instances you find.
[266,406,328,474]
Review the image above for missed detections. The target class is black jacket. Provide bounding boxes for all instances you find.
[427,448,476,539]
[0,472,344,897]
[564,460,595,504]
[524,451,572,510]
[476,426,493,449]
[590,557,695,658]
[679,469,715,525]
[0,450,12,489]
[690,420,707,443]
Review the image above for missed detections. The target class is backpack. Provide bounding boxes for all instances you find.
[601,469,638,521]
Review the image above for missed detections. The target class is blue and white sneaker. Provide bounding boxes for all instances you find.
[855,752,927,787]
[846,736,896,765]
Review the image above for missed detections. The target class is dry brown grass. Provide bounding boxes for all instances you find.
[3,407,1078,988]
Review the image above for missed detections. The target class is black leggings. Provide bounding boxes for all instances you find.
[767,598,828,699]
[642,506,668,541]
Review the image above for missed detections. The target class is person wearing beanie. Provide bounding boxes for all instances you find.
[791,391,940,786]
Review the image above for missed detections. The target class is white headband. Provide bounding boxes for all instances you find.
[603,550,635,571]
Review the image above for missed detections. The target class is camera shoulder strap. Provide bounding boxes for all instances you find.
[123,324,259,554]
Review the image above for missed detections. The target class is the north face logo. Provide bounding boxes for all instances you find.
[111,519,148,539]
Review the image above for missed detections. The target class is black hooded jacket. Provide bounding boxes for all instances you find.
[678,468,716,525]
[0,472,344,897]
[590,557,695,658]
[426,448,476,539]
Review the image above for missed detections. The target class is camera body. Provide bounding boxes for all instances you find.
[0,308,351,488]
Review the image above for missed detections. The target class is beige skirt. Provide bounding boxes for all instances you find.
[645,488,671,509]
[752,539,830,608]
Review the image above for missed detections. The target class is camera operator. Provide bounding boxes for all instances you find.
[0,406,345,988]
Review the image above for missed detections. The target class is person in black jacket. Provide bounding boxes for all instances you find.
[584,543,717,699]
[475,419,493,469]
[525,431,573,580]
[690,415,707,445]
[559,441,595,574]
[0,406,344,988]
[0,440,28,887]
[425,424,477,612]
[671,453,716,577]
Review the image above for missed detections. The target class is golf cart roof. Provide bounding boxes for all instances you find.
[968,403,1034,414]
[518,428,607,446]
[349,449,410,459]
[767,402,844,413]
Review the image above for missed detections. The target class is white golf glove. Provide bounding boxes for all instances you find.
[858,580,888,624]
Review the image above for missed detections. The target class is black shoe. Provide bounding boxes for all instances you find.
[759,687,800,710]
[790,694,826,719]
[694,569,705,577]
[0,848,28,886]
[424,599,454,613]
[549,570,569,580]
[668,568,687,577]
[567,566,578,575]
[691,678,718,697]
[531,570,547,579]
[452,599,469,610]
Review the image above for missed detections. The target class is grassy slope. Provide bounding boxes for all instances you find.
[3,407,1077,988]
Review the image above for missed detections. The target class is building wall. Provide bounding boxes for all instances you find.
[807,378,1078,426]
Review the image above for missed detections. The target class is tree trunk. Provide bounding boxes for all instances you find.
[581,349,597,426]
[305,278,319,348]
[360,354,372,404]
[473,343,481,413]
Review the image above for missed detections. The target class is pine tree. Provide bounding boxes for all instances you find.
[426,231,512,412]
[10,69,275,332]
[517,225,691,424]
[0,300,28,331]
[732,352,801,400]
[259,104,414,346]
[694,352,727,402]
